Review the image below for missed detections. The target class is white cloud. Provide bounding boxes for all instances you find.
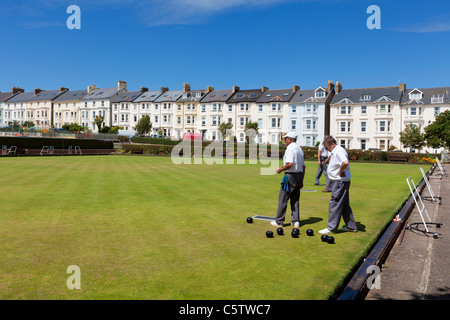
[394,15,450,33]
[133,0,301,26]
[1,0,311,27]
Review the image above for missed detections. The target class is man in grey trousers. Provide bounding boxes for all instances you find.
[315,140,331,192]
[271,132,306,229]
[319,136,357,235]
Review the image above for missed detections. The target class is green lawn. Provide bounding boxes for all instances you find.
[0,156,429,299]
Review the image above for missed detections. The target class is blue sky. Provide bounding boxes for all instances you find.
[1,0,449,93]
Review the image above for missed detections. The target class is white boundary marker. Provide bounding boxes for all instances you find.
[420,167,442,204]
[435,157,447,177]
[406,177,432,233]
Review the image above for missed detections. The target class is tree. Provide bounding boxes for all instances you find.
[94,115,105,131]
[136,115,152,136]
[424,110,450,150]
[23,121,35,128]
[399,124,426,152]
[245,121,259,144]
[218,122,233,140]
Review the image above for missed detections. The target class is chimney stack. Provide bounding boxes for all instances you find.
[292,85,300,92]
[183,83,191,92]
[60,87,69,92]
[232,85,240,93]
[161,87,169,93]
[399,83,406,93]
[261,86,269,92]
[206,86,214,93]
[34,88,42,95]
[87,85,98,93]
[140,87,149,92]
[12,87,24,95]
[118,80,127,91]
[327,80,335,93]
[335,81,342,94]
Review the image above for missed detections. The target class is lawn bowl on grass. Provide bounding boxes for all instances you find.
[0,156,429,299]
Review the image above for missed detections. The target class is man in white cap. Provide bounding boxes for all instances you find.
[319,136,357,235]
[271,132,306,229]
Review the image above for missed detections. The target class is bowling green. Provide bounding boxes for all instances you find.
[0,156,429,299]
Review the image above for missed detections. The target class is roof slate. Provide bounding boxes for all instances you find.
[110,91,143,103]
[133,91,164,103]
[256,88,296,103]
[331,86,404,104]
[153,90,184,103]
[6,90,67,103]
[199,89,234,103]
[81,87,120,100]
[227,89,265,103]
[52,90,87,102]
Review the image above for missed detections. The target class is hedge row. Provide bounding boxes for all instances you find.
[0,136,113,150]
[121,143,437,163]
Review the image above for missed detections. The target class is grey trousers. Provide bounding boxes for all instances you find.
[275,172,303,225]
[315,157,331,190]
[327,180,357,231]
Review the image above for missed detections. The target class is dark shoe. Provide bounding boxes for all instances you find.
[314,183,323,186]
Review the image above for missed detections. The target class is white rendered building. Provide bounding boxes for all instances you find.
[289,87,328,147]
[255,86,298,144]
[330,85,405,150]
[80,81,126,132]
[52,90,87,128]
[198,86,237,141]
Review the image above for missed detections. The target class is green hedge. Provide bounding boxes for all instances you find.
[0,136,113,149]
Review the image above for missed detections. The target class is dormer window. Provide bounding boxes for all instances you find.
[431,93,443,104]
[315,91,325,98]
[409,89,423,100]
[361,94,371,101]
[196,92,202,98]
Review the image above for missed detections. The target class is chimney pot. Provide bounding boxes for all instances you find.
[261,86,269,92]
[399,83,406,93]
[161,87,169,93]
[207,86,214,93]
[34,88,42,95]
[292,85,300,92]
[183,83,191,92]
[232,85,240,93]
[140,87,148,92]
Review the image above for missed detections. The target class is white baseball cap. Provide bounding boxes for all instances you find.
[283,131,297,139]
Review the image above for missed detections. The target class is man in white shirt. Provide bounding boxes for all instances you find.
[315,140,331,192]
[271,132,306,229]
[319,136,357,235]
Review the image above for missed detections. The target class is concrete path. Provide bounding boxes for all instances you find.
[366,163,449,300]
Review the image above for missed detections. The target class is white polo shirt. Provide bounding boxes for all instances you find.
[283,142,305,173]
[318,142,329,158]
[328,145,351,181]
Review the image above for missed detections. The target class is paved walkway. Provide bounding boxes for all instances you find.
[366,163,449,300]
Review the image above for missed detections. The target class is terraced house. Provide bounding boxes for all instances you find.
[5,87,67,128]
[289,86,330,147]
[199,86,237,141]
[52,89,87,129]
[80,81,126,132]
[0,87,23,126]
[255,86,298,144]
[1,80,448,152]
